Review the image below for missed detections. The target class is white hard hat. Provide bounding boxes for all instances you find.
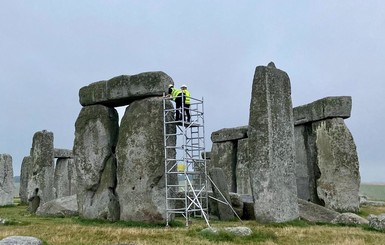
[181,84,187,88]
[168,84,174,88]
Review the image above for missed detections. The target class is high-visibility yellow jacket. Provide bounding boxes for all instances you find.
[171,87,181,100]
[183,90,190,104]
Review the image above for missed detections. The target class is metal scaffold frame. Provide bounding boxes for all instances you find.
[163,93,210,227]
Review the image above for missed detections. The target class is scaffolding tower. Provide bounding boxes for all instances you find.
[163,93,210,227]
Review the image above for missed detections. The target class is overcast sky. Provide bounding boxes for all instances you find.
[1,1,384,183]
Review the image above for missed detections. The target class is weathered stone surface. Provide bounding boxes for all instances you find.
[36,194,78,217]
[331,213,368,225]
[201,227,252,236]
[0,154,15,206]
[54,158,70,198]
[248,63,299,223]
[19,156,32,204]
[224,226,252,236]
[298,198,340,223]
[368,214,385,231]
[0,236,43,245]
[236,138,251,195]
[211,126,248,143]
[73,105,120,221]
[241,195,255,220]
[209,168,235,221]
[293,96,352,125]
[54,148,73,159]
[116,97,176,222]
[27,130,55,212]
[67,158,77,196]
[229,192,243,218]
[207,191,242,219]
[210,142,237,192]
[314,118,360,212]
[294,125,319,203]
[79,71,173,107]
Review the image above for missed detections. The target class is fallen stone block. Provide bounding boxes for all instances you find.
[0,236,43,245]
[293,96,352,125]
[201,226,252,236]
[331,212,368,225]
[298,198,340,223]
[79,71,173,107]
[368,214,385,231]
[36,195,78,217]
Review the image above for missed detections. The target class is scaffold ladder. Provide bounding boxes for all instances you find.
[163,93,210,227]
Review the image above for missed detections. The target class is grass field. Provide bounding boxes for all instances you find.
[360,184,385,201]
[1,201,385,245]
[13,182,20,198]
[3,183,384,244]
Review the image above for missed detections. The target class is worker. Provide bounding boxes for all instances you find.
[181,84,191,122]
[168,84,183,121]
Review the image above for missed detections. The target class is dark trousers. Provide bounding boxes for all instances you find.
[175,97,182,121]
[184,104,191,122]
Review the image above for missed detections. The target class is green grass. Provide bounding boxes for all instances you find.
[2,199,385,244]
[5,182,385,244]
[190,228,277,243]
[360,184,385,201]
[72,216,184,228]
[13,182,20,198]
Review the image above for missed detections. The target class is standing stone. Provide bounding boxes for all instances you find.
[314,118,360,212]
[54,158,70,198]
[0,154,15,206]
[209,168,235,221]
[19,156,32,204]
[116,97,176,222]
[67,158,77,196]
[27,130,55,212]
[236,139,251,195]
[73,105,120,221]
[210,141,237,192]
[248,62,299,223]
[294,125,319,203]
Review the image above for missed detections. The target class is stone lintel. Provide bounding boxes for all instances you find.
[54,148,73,159]
[211,126,248,143]
[79,71,173,107]
[294,96,352,125]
